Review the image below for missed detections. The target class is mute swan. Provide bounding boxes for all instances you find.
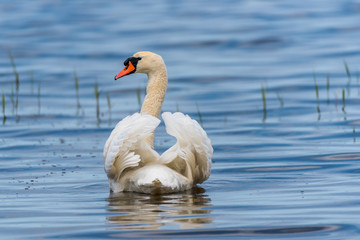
[103,51,213,194]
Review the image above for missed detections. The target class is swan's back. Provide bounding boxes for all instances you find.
[103,112,212,194]
[160,112,212,184]
[103,113,160,192]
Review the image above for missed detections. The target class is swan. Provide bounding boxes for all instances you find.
[103,51,213,194]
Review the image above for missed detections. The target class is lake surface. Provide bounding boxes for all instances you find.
[1,0,360,239]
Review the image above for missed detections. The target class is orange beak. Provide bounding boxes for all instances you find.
[114,61,136,80]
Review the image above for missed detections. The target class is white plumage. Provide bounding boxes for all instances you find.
[104,112,212,194]
[104,51,213,194]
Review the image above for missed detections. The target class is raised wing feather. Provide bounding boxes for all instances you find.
[160,112,213,184]
[103,113,161,183]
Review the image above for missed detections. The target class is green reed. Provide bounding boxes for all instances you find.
[313,73,320,120]
[94,81,100,123]
[344,61,352,96]
[2,93,4,114]
[30,71,34,95]
[2,92,6,124]
[176,102,180,112]
[136,88,141,110]
[74,71,81,112]
[261,84,266,122]
[353,128,356,143]
[326,73,330,104]
[106,93,112,122]
[276,91,284,107]
[342,88,346,114]
[9,83,15,113]
[106,93,111,112]
[37,81,41,114]
[357,71,360,95]
[195,102,203,127]
[8,53,19,115]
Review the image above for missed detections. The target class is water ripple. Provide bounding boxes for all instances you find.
[107,225,344,239]
[316,153,360,161]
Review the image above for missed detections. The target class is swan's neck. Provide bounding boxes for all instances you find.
[140,66,167,147]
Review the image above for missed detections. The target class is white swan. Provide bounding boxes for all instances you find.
[103,51,213,194]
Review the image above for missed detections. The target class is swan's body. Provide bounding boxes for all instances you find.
[104,51,213,194]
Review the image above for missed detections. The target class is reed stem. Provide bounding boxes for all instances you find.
[74,71,81,112]
[261,84,266,122]
[326,73,330,104]
[94,81,100,124]
[8,53,19,116]
[313,73,320,120]
[195,102,203,127]
[106,93,112,121]
[344,61,351,96]
[342,88,346,114]
[2,92,6,124]
[37,81,41,114]
[136,88,141,111]
[276,92,284,107]
[30,71,34,95]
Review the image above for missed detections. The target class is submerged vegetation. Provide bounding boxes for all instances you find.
[74,70,81,113]
[260,61,357,127]
[261,84,267,122]
[8,53,19,116]
[326,74,330,104]
[344,61,351,96]
[106,93,112,121]
[136,88,142,111]
[313,72,321,120]
[37,81,41,114]
[94,81,101,124]
[0,54,358,137]
[2,92,6,124]
[195,102,203,127]
[342,88,346,114]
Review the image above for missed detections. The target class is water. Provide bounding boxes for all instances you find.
[1,0,360,239]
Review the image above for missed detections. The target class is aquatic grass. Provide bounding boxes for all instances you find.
[261,84,266,122]
[353,128,356,143]
[276,91,284,107]
[8,53,19,91]
[136,88,142,110]
[342,88,346,114]
[9,83,15,114]
[106,93,112,122]
[357,71,359,95]
[74,70,81,112]
[37,81,41,114]
[195,102,203,127]
[326,73,330,104]
[106,93,111,112]
[2,93,4,114]
[30,71,34,95]
[2,92,6,124]
[176,102,180,112]
[344,61,351,95]
[334,89,339,111]
[313,73,320,120]
[8,53,19,115]
[94,81,101,124]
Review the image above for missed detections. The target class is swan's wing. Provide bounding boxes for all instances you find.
[103,113,161,181]
[160,112,213,184]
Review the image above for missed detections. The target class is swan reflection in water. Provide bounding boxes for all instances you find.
[105,187,212,230]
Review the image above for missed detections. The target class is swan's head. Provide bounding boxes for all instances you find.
[114,51,165,80]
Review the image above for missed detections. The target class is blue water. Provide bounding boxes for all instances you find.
[1,0,360,239]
